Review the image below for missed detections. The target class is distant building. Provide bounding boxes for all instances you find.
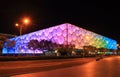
[0,33,16,44]
[2,23,117,54]
[0,33,16,39]
[0,33,16,54]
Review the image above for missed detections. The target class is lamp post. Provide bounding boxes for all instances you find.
[15,18,30,55]
[15,18,30,36]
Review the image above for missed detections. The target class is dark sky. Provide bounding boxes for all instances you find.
[0,0,120,42]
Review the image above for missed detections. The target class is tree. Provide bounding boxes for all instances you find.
[27,39,56,51]
[39,40,56,51]
[28,39,40,50]
[83,45,96,56]
[57,44,75,56]
[27,39,75,56]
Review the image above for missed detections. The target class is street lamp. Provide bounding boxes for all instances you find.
[15,18,30,36]
[15,18,30,54]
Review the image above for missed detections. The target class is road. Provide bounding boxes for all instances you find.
[0,57,94,77]
[1,56,120,77]
[11,56,120,77]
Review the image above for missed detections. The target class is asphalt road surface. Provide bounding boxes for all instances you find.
[1,56,120,77]
[0,57,94,77]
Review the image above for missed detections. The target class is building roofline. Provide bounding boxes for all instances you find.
[0,33,17,37]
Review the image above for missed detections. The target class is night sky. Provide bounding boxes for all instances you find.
[0,0,120,42]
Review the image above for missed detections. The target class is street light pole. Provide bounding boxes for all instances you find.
[20,24,23,36]
[15,18,30,36]
[16,23,23,36]
[15,18,30,55]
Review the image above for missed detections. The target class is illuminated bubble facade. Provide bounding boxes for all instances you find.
[2,23,117,54]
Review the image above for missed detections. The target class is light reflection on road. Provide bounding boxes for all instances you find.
[11,56,120,77]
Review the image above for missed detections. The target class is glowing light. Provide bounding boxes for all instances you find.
[15,23,19,27]
[15,17,31,35]
[23,18,29,24]
[55,50,58,53]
